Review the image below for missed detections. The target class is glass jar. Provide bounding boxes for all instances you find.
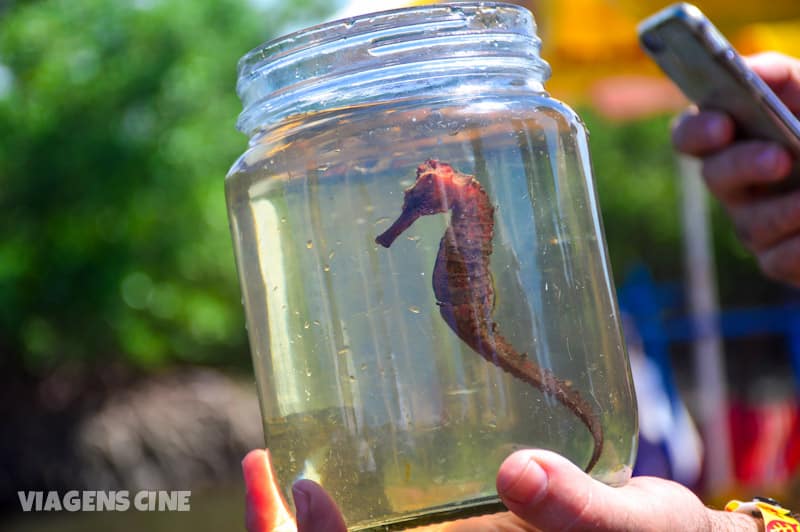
[226,3,637,530]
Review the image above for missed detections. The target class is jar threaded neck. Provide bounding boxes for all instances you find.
[236,2,550,135]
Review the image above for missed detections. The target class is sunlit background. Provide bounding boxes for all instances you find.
[1,0,799,530]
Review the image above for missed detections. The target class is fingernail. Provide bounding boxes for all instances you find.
[293,485,309,525]
[705,115,728,143]
[757,147,782,175]
[497,452,548,505]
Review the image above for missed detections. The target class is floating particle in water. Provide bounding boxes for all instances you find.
[303,321,310,329]
[374,217,390,226]
[322,264,331,272]
[280,217,287,224]
[317,164,330,172]
[312,320,321,327]
[328,251,335,260]
[406,235,421,241]
[337,346,350,355]
[360,363,368,371]
[408,306,421,314]
[306,240,313,249]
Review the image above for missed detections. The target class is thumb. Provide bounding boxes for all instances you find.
[497,449,604,530]
[496,449,711,531]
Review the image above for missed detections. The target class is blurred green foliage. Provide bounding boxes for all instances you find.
[586,111,684,280]
[0,0,331,373]
[0,0,779,375]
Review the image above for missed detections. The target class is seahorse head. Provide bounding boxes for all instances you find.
[375,160,465,248]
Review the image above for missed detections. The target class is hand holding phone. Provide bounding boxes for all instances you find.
[638,3,800,180]
[640,4,800,286]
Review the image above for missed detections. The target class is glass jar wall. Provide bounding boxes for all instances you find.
[226,3,637,529]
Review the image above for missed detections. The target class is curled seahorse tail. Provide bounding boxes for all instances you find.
[488,333,603,472]
[493,336,603,472]
[439,304,603,472]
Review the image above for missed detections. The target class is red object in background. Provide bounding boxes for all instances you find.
[729,399,800,488]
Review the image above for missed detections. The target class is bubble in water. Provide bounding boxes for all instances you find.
[406,235,420,241]
[306,240,313,249]
[374,217,390,226]
[408,306,421,314]
[360,363,368,371]
[323,264,331,272]
[328,251,335,260]
[303,321,310,329]
[337,346,350,355]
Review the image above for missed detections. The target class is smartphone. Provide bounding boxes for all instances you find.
[638,3,800,176]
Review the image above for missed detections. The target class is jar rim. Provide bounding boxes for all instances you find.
[237,2,534,80]
[235,2,548,135]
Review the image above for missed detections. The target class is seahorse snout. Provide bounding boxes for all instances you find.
[375,207,421,248]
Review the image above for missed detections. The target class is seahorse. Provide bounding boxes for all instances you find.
[375,159,603,472]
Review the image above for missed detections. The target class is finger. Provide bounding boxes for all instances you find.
[496,450,710,531]
[701,142,793,202]
[242,449,295,532]
[727,188,800,252]
[745,52,800,112]
[293,479,347,532]
[757,236,800,288]
[672,109,735,156]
